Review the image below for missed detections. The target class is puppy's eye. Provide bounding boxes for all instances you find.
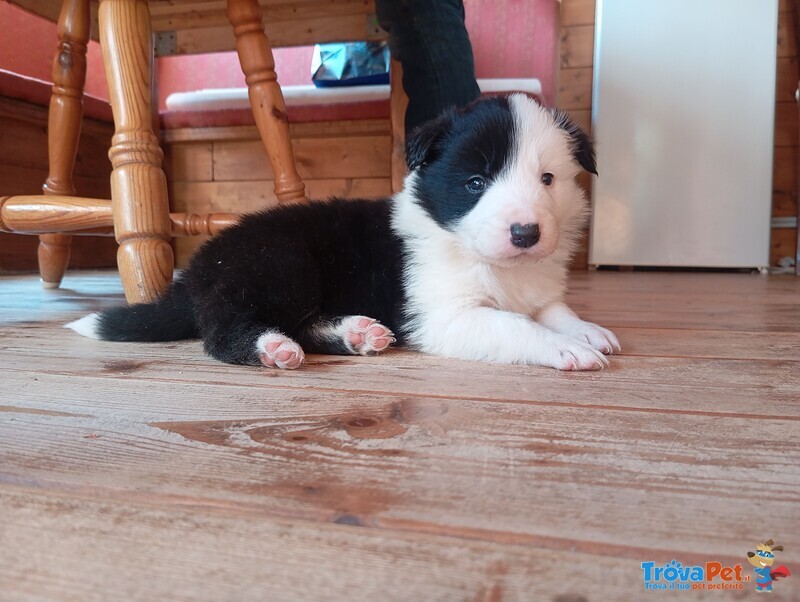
[466,176,487,194]
[541,173,554,186]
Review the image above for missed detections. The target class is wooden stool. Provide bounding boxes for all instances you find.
[0,0,306,303]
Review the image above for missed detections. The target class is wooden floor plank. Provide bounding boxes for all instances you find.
[1,270,799,600]
[611,327,800,360]
[4,337,799,418]
[1,381,798,569]
[0,486,701,602]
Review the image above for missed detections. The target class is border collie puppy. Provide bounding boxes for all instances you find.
[67,94,619,371]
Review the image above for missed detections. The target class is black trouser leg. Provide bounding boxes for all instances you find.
[376,0,480,134]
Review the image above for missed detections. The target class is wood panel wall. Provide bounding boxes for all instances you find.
[0,97,116,273]
[557,0,596,269]
[774,0,798,267]
[163,119,393,266]
[557,0,798,268]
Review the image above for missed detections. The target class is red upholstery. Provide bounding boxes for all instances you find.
[0,1,109,102]
[0,69,112,122]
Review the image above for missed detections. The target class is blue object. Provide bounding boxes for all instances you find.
[311,42,390,88]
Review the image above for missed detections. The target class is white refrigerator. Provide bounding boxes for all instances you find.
[589,0,779,269]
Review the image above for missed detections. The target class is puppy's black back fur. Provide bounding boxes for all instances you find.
[96,198,406,364]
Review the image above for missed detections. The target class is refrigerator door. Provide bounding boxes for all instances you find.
[589,0,778,268]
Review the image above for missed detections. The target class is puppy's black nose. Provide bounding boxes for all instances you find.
[510,223,540,248]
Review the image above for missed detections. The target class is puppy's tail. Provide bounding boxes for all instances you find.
[66,280,198,342]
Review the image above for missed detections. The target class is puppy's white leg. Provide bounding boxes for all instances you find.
[416,307,608,370]
[536,301,620,355]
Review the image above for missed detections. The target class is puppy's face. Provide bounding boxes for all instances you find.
[406,94,596,264]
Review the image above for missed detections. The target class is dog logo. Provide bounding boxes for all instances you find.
[746,539,791,593]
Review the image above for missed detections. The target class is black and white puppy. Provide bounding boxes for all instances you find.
[67,94,619,370]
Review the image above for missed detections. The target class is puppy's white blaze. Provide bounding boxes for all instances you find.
[455,94,589,264]
[65,313,102,339]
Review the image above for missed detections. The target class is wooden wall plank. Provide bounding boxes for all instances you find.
[775,101,799,147]
[171,178,392,214]
[567,109,592,134]
[773,190,797,217]
[774,8,798,270]
[776,56,799,102]
[774,145,798,193]
[778,13,797,58]
[771,226,797,266]
[164,142,213,182]
[212,136,391,182]
[560,0,595,27]
[558,2,597,268]
[559,24,595,69]
[557,67,593,111]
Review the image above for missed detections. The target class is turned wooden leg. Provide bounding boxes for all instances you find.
[99,0,173,303]
[38,234,74,288]
[228,0,306,203]
[39,0,92,289]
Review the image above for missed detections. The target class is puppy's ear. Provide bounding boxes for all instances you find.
[552,110,597,175]
[405,111,453,171]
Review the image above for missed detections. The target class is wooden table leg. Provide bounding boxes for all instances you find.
[39,0,91,289]
[228,0,306,204]
[99,0,173,303]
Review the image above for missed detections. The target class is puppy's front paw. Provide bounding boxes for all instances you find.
[565,322,620,355]
[550,336,609,371]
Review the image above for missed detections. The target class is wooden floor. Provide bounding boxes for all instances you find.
[1,270,799,601]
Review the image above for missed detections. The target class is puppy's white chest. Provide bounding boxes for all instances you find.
[476,264,563,315]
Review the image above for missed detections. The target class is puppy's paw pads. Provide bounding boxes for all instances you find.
[568,322,621,355]
[553,338,609,371]
[341,316,395,355]
[256,333,305,370]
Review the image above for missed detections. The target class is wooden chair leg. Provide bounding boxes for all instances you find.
[228,0,306,203]
[99,0,173,304]
[39,0,92,289]
[38,234,74,288]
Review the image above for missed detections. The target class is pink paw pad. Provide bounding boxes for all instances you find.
[342,316,395,355]
[256,333,305,370]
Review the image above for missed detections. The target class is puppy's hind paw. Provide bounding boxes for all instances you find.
[341,316,395,355]
[256,332,305,370]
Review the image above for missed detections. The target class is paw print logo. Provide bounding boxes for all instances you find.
[663,559,684,582]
